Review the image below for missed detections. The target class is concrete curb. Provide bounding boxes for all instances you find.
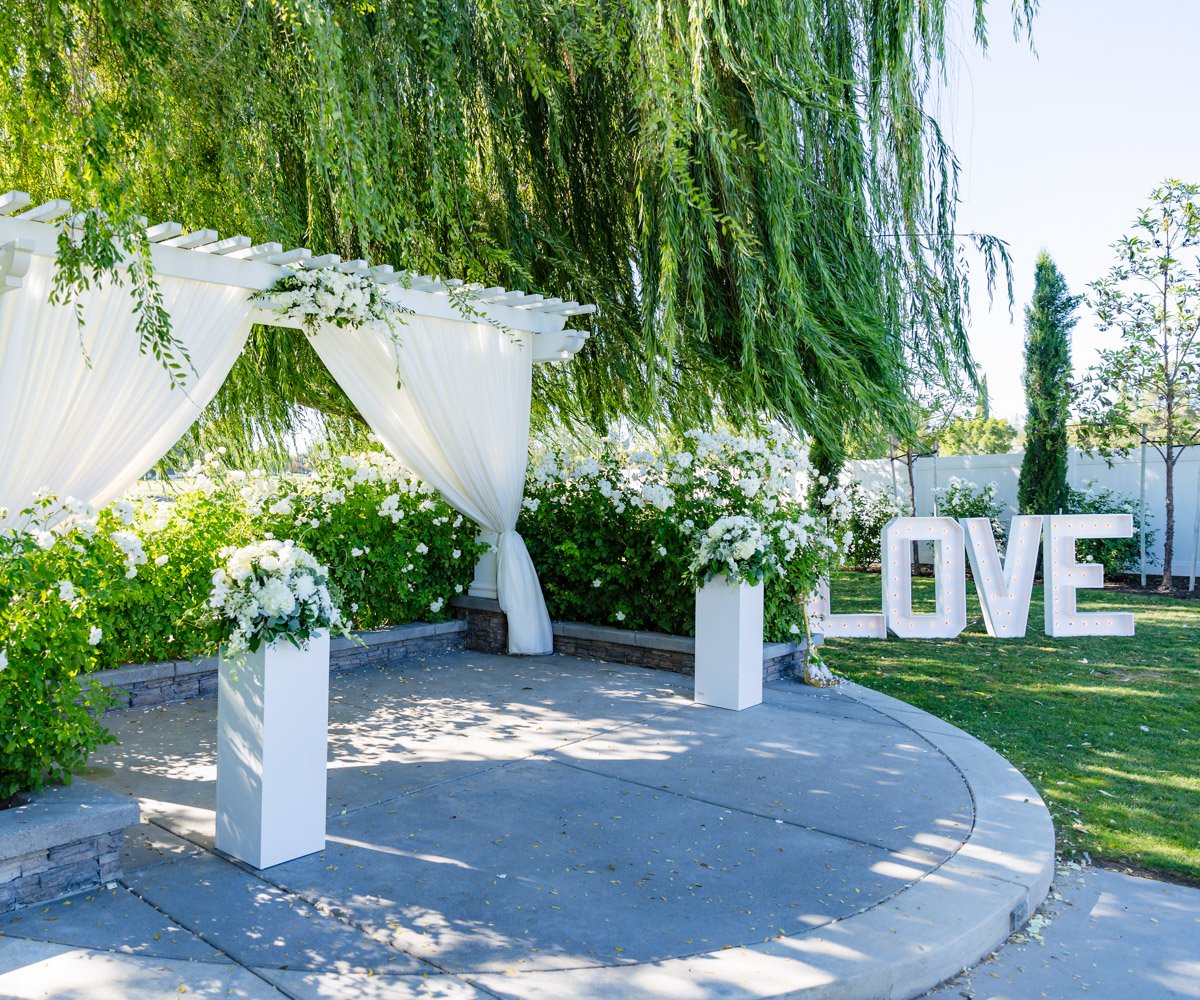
[466,682,1054,1000]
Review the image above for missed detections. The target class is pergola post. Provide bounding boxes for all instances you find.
[468,531,501,600]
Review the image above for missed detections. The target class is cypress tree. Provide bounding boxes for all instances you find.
[1018,253,1079,514]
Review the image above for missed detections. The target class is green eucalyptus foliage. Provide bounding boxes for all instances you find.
[1,0,1031,456]
[1019,252,1078,515]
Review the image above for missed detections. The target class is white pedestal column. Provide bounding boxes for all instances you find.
[468,530,500,600]
[216,629,330,869]
[694,577,764,711]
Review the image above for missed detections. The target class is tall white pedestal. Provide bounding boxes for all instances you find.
[694,578,764,711]
[216,630,330,869]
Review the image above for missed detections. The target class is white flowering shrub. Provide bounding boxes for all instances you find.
[0,450,483,673]
[256,266,410,334]
[841,483,907,569]
[0,496,116,801]
[209,540,341,654]
[1065,482,1150,572]
[934,478,1008,549]
[519,430,849,641]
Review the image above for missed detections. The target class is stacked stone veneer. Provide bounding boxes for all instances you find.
[0,780,138,915]
[90,602,814,709]
[91,620,468,710]
[451,596,817,681]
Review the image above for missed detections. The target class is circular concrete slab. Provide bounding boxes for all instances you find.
[11,652,1054,1000]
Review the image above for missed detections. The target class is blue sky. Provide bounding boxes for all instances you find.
[941,0,1200,421]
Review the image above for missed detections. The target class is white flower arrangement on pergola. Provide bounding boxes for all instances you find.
[0,191,597,655]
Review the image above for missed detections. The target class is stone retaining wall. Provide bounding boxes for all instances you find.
[552,621,812,681]
[90,603,817,710]
[91,620,467,710]
[0,780,138,915]
[451,596,817,680]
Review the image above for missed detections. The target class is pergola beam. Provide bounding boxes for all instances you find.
[0,190,598,355]
[0,192,31,216]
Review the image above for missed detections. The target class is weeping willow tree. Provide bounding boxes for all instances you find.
[0,0,1033,458]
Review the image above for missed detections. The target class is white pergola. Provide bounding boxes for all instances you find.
[0,192,597,654]
[0,191,594,357]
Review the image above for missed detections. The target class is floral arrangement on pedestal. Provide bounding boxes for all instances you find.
[209,539,342,655]
[689,515,773,585]
[255,266,410,335]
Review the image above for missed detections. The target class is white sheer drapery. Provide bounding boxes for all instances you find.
[308,315,553,654]
[0,255,255,521]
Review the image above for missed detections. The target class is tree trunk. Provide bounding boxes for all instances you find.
[1161,447,1175,591]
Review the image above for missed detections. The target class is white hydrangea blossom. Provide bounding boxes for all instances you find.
[690,515,775,583]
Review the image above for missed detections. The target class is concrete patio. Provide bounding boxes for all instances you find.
[0,652,1053,998]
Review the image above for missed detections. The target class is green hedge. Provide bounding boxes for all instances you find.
[520,431,847,642]
[0,451,482,797]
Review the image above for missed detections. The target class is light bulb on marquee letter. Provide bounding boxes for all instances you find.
[882,517,967,639]
[962,515,1041,638]
[1043,514,1135,637]
[805,577,886,639]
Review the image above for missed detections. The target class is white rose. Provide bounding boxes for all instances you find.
[88,626,103,646]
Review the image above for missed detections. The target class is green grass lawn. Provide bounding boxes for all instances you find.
[822,571,1200,885]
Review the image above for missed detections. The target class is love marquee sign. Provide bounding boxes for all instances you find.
[808,514,1136,640]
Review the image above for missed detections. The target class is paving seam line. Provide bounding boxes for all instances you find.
[129,816,513,999]
[104,880,297,1000]
[539,752,967,859]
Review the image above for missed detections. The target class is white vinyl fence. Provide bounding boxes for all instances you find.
[845,448,1200,580]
